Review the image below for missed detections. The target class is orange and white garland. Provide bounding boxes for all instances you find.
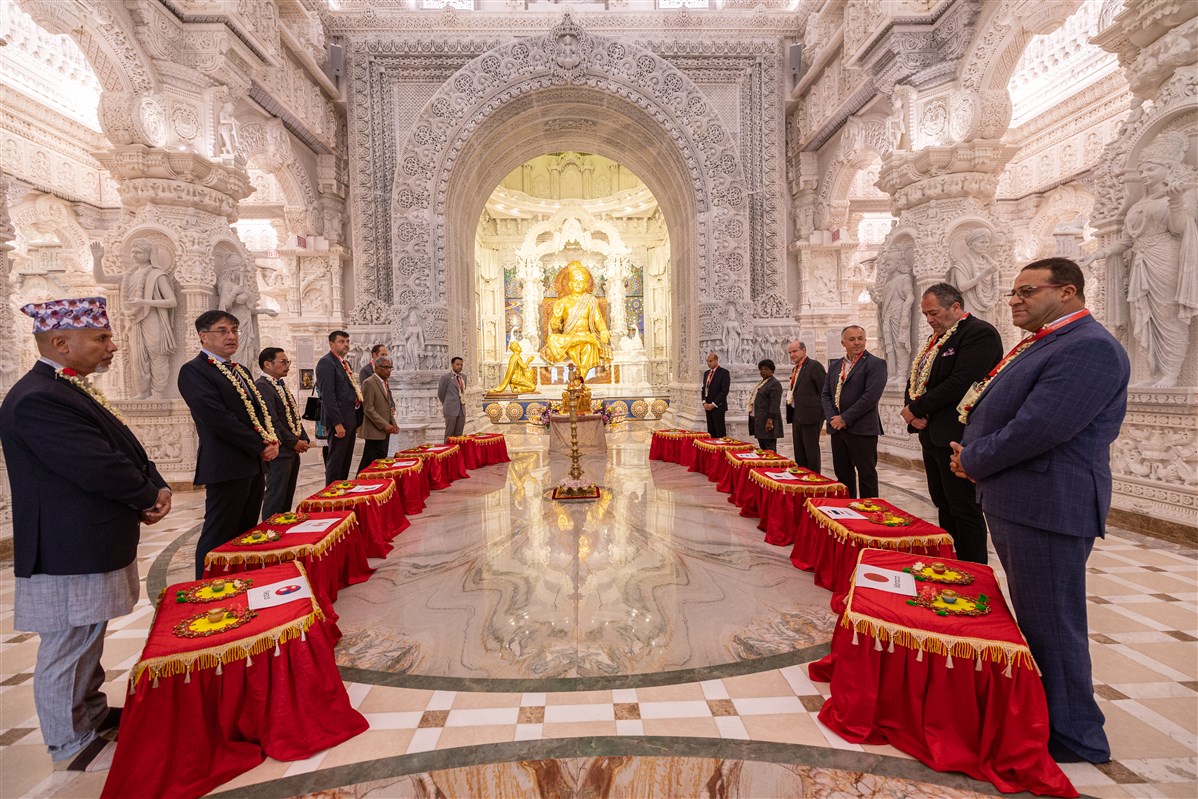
[833,352,864,410]
[907,316,966,400]
[55,368,127,425]
[207,357,279,444]
[340,358,364,404]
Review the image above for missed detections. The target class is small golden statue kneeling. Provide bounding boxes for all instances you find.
[487,341,537,396]
[560,370,593,416]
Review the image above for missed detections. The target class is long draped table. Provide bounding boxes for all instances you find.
[397,443,469,490]
[358,457,430,515]
[448,432,511,468]
[810,549,1076,798]
[548,415,607,454]
[102,562,368,799]
[649,429,708,465]
[742,468,848,543]
[298,479,409,559]
[717,450,794,496]
[202,511,371,626]
[792,497,955,603]
[688,437,753,479]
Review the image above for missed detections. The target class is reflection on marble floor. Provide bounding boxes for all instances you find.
[292,755,996,799]
[333,433,837,679]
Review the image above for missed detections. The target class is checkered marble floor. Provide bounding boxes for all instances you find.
[0,428,1194,799]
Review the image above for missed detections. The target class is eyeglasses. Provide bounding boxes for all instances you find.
[200,327,240,336]
[1004,284,1065,300]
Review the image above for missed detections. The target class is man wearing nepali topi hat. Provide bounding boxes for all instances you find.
[0,297,173,772]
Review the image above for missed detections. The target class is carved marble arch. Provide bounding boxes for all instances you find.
[953,0,1083,140]
[816,113,893,232]
[514,209,631,262]
[17,0,156,94]
[1026,184,1095,259]
[385,14,752,382]
[239,121,322,237]
[8,194,90,270]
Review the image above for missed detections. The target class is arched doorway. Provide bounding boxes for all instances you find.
[384,14,752,398]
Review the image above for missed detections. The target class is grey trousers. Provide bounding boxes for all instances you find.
[443,414,465,441]
[35,622,109,760]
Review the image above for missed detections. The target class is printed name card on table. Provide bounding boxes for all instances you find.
[248,578,315,609]
[764,470,799,480]
[820,505,867,520]
[286,517,340,535]
[853,563,917,596]
[347,483,385,494]
[389,460,419,468]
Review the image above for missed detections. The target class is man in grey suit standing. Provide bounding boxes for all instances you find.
[437,356,466,441]
[357,357,399,474]
[316,330,363,482]
[820,325,887,498]
[257,347,310,519]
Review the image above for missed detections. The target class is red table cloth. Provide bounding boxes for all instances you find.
[809,549,1076,798]
[398,443,469,490]
[745,468,848,543]
[358,457,431,515]
[102,562,368,799]
[791,497,956,605]
[298,479,409,559]
[688,437,753,479]
[202,511,371,626]
[448,432,511,469]
[716,450,793,495]
[649,429,708,464]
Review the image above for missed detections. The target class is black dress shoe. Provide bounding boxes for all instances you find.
[97,706,122,734]
[1048,738,1110,764]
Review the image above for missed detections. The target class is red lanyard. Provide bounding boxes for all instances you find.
[988,310,1090,379]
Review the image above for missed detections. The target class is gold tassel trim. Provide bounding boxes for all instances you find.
[652,430,707,441]
[837,610,1039,676]
[448,435,507,447]
[358,458,424,479]
[400,445,461,461]
[749,470,849,497]
[692,440,753,453]
[299,478,398,513]
[805,499,954,550]
[203,514,360,569]
[131,600,326,688]
[725,453,794,470]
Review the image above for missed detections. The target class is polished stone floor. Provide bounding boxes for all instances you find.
[1,425,1195,798]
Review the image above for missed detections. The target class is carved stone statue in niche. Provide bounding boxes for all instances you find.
[721,303,744,365]
[1098,133,1198,387]
[401,306,425,370]
[91,239,177,399]
[215,252,276,366]
[218,101,240,157]
[877,245,914,381]
[947,228,1002,327]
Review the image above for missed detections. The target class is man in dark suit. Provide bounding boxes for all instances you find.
[901,283,1003,563]
[316,329,363,482]
[748,359,783,451]
[359,343,388,384]
[179,310,280,578]
[257,347,311,519]
[700,352,730,437]
[785,340,827,472]
[952,258,1128,765]
[0,297,171,770]
[821,325,887,498]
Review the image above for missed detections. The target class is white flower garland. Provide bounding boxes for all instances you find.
[907,316,966,401]
[271,380,303,438]
[207,358,279,444]
[55,369,127,425]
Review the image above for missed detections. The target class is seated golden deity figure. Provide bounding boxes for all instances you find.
[560,371,593,415]
[488,341,537,395]
[540,261,611,377]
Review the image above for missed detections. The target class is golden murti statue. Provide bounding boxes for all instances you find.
[540,261,611,378]
[560,368,593,415]
[488,341,537,395]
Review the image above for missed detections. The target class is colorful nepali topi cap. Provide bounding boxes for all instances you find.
[20,296,111,334]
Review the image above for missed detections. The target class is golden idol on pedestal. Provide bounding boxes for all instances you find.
[540,261,611,378]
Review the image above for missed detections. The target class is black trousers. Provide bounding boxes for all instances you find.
[791,422,822,474]
[196,470,265,578]
[357,437,389,476]
[829,431,878,498]
[705,407,726,437]
[921,437,989,564]
[261,453,301,521]
[325,427,357,483]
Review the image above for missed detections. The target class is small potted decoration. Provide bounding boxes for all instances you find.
[206,609,228,624]
[930,562,947,575]
[210,579,227,593]
[939,589,959,605]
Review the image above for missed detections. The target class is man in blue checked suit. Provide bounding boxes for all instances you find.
[951,258,1129,765]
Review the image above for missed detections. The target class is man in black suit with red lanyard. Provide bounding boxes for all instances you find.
[902,283,1002,563]
[701,352,730,437]
[179,309,280,578]
[820,325,887,498]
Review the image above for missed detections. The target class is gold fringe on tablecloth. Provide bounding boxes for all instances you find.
[203,513,359,568]
[805,498,954,549]
[299,479,398,512]
[749,470,848,496]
